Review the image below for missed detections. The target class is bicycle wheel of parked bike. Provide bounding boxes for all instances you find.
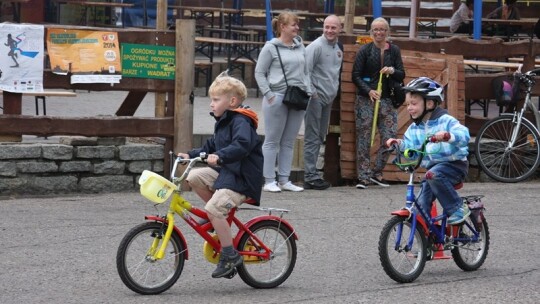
[452,216,490,271]
[237,220,297,288]
[378,216,427,283]
[116,222,186,295]
[475,115,540,183]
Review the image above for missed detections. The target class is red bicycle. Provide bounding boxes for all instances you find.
[116,154,298,294]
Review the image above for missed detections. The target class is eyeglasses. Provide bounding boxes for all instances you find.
[372,28,387,33]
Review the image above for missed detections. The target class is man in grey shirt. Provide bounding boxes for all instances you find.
[303,15,343,190]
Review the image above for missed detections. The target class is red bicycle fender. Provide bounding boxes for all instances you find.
[233,215,298,246]
[145,215,189,260]
[389,210,429,234]
[391,210,410,217]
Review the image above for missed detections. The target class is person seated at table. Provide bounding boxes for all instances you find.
[485,0,521,37]
[450,0,474,34]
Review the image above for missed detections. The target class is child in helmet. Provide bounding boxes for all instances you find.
[386,77,471,224]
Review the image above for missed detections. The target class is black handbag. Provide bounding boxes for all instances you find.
[275,45,309,110]
[389,77,406,108]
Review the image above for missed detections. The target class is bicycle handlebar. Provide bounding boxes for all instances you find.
[388,134,450,172]
[169,152,209,183]
[514,66,539,88]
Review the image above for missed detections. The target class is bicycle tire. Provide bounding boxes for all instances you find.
[451,217,490,271]
[378,216,427,283]
[236,220,297,288]
[475,115,540,182]
[116,222,185,295]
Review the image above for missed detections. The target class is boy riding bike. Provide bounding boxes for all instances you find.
[386,77,471,225]
[178,72,263,278]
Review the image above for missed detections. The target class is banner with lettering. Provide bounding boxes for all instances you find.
[46,29,122,84]
[0,23,44,93]
[121,43,175,80]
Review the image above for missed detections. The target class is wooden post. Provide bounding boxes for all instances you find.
[343,0,355,35]
[155,0,168,118]
[0,92,22,142]
[174,19,195,155]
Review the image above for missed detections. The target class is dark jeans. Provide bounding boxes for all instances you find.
[416,161,468,218]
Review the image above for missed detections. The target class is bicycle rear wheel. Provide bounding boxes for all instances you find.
[475,115,540,182]
[378,216,427,283]
[452,216,490,271]
[237,220,297,288]
[116,222,186,295]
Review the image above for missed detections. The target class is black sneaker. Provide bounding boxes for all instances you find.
[356,179,370,189]
[211,251,243,278]
[304,179,330,190]
[370,177,390,187]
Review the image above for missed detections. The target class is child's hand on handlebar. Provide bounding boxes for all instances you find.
[177,153,189,159]
[430,131,451,143]
[206,154,220,166]
[386,138,401,148]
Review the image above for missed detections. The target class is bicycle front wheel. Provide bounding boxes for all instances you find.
[237,220,297,289]
[475,115,540,182]
[116,222,186,295]
[452,216,490,271]
[378,216,427,283]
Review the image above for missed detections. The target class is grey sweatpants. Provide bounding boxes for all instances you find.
[303,95,332,182]
[262,93,305,184]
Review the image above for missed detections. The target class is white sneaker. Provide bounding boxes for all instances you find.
[263,181,281,192]
[279,181,304,192]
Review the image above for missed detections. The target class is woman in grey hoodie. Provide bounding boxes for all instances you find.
[254,12,311,193]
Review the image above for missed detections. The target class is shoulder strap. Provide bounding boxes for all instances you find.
[274,45,289,86]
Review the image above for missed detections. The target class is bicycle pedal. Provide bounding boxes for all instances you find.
[224,268,237,279]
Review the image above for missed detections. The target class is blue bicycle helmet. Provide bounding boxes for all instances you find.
[403,77,444,124]
[403,77,444,103]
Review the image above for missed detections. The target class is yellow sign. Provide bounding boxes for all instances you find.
[46,29,121,75]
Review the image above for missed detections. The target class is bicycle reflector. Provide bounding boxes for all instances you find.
[139,170,176,204]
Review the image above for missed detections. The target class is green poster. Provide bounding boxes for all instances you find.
[121,43,175,80]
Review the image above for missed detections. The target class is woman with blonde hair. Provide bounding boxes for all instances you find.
[254,12,311,193]
[351,17,405,189]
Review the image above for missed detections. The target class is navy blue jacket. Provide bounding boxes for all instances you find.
[188,109,263,205]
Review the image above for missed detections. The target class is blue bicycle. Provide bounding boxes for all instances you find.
[378,136,490,283]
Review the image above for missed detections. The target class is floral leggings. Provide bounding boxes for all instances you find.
[355,95,397,181]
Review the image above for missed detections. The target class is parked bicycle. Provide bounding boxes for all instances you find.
[379,136,489,283]
[474,66,540,182]
[116,153,298,295]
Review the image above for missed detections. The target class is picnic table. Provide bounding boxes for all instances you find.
[171,5,247,39]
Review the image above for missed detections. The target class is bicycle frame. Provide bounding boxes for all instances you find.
[392,173,481,253]
[144,155,298,263]
[506,76,540,148]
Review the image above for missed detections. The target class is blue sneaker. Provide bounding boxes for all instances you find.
[447,204,471,225]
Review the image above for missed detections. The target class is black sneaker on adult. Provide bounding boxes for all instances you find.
[211,251,243,278]
[356,180,370,189]
[370,177,390,187]
[304,179,330,190]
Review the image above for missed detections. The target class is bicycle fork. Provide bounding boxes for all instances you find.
[148,194,191,261]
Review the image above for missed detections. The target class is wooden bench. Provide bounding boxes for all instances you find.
[507,57,540,67]
[0,90,77,115]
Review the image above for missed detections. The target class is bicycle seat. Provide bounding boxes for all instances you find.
[454,182,463,190]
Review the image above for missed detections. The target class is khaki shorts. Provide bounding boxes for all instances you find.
[186,167,246,219]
